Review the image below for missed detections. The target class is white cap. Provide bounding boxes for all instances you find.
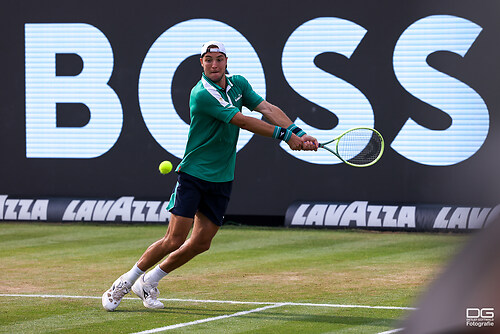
[201,41,226,57]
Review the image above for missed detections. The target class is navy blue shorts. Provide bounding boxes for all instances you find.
[166,172,233,226]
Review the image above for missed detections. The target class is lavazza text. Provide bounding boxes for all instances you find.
[288,202,500,230]
[0,195,170,223]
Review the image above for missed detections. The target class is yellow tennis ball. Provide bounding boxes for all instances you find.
[158,161,173,174]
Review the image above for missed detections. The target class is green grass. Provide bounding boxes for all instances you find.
[0,222,467,333]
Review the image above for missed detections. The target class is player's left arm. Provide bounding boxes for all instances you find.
[253,100,293,128]
[253,100,318,150]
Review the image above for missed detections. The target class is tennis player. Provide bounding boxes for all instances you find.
[102,41,318,311]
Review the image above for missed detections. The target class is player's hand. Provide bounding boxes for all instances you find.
[301,135,319,151]
[286,134,303,151]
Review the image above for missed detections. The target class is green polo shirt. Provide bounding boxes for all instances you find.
[176,73,264,182]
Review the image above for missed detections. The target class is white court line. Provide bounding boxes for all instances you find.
[0,294,101,300]
[377,328,405,334]
[130,303,286,334]
[0,294,416,311]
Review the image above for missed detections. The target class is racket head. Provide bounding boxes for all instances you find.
[320,127,384,167]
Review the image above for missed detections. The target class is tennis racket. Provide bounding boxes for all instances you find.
[319,127,384,167]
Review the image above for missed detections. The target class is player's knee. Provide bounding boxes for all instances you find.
[190,240,211,255]
[161,236,185,252]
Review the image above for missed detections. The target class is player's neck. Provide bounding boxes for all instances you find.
[214,75,227,90]
[204,72,227,90]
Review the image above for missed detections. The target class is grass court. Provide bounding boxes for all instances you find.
[0,222,467,333]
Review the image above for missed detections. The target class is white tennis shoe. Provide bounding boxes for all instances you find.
[132,274,165,309]
[102,275,132,311]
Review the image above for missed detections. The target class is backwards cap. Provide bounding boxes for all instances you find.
[200,41,226,57]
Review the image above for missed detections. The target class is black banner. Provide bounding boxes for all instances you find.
[0,195,170,223]
[1,0,499,217]
[286,201,500,231]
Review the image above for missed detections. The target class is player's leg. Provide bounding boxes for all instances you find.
[153,179,231,274]
[131,212,219,309]
[102,172,200,311]
[101,215,193,311]
[130,214,193,309]
[132,181,228,309]
[157,211,220,274]
[136,214,193,271]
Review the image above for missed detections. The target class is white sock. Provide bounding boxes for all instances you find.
[144,265,168,284]
[122,263,144,284]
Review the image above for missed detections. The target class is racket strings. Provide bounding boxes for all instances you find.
[338,130,383,165]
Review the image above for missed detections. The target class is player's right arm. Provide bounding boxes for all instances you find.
[229,112,304,150]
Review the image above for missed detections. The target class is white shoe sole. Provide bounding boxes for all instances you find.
[102,288,118,311]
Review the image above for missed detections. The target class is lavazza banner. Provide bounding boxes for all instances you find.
[285,201,500,231]
[0,195,170,223]
[1,0,499,230]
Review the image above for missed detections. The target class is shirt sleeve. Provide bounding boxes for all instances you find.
[190,88,239,124]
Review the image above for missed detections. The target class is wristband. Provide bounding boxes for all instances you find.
[272,126,293,142]
[287,123,306,137]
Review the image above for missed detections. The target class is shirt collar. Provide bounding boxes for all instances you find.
[201,72,233,93]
